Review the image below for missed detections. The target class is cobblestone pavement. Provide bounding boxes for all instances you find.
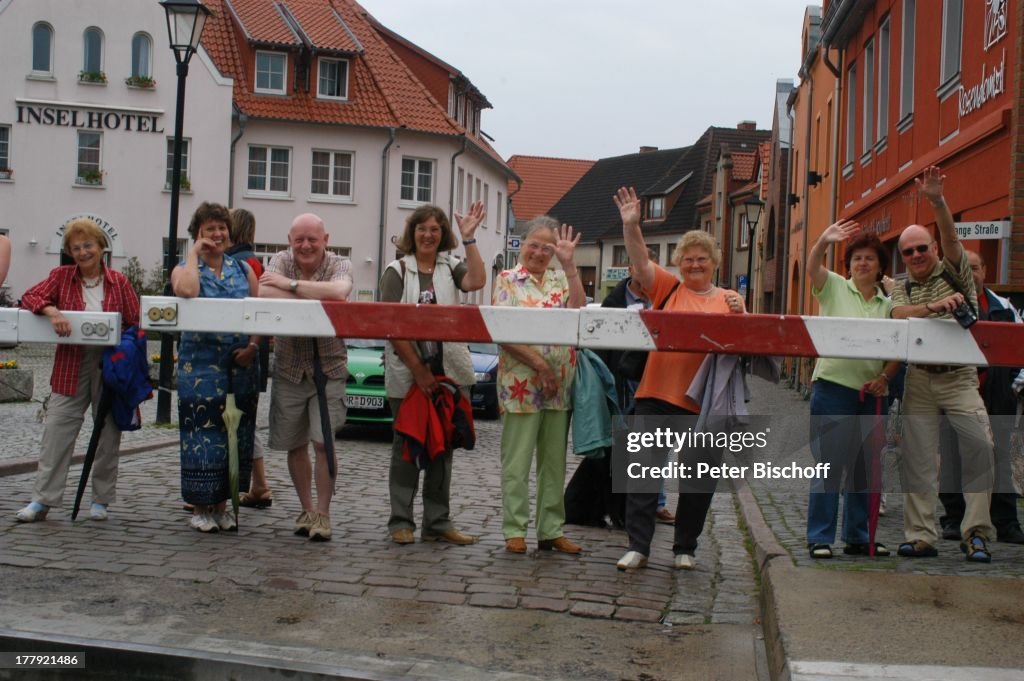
[745,377,1024,578]
[0,342,759,627]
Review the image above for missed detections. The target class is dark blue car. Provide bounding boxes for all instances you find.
[469,342,498,419]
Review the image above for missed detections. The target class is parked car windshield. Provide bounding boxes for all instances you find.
[468,343,498,355]
[346,339,386,350]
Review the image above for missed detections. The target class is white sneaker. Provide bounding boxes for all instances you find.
[674,553,696,570]
[15,502,48,523]
[616,550,648,570]
[213,510,237,532]
[189,513,218,533]
[89,503,108,521]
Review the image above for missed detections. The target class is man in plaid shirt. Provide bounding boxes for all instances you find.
[260,213,353,541]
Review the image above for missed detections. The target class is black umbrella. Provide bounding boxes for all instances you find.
[71,383,112,521]
[312,340,337,479]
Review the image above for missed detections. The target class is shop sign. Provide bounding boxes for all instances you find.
[984,0,1008,51]
[605,267,628,281]
[959,49,1005,117]
[49,213,124,257]
[16,103,164,133]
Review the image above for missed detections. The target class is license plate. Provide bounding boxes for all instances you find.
[345,395,384,409]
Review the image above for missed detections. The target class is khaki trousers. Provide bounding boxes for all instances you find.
[32,347,122,508]
[901,367,994,544]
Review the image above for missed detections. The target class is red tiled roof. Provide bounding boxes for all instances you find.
[202,0,510,172]
[731,151,757,182]
[506,155,595,221]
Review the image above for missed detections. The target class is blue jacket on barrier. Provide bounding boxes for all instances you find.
[102,326,152,431]
[571,349,620,458]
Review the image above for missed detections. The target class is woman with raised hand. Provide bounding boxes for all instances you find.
[16,219,139,523]
[612,187,746,572]
[804,220,899,559]
[380,201,486,546]
[493,215,586,554]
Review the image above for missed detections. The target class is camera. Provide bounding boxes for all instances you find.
[951,301,978,329]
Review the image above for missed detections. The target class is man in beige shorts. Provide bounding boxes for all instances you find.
[260,213,353,541]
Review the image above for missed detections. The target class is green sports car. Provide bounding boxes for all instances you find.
[343,339,391,425]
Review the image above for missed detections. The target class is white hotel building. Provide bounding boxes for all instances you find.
[0,0,516,302]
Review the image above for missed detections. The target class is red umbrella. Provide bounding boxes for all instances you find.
[860,387,886,558]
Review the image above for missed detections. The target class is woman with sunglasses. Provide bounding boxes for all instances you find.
[493,216,586,554]
[380,202,486,546]
[803,220,901,559]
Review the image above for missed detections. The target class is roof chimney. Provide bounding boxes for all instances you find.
[639,146,659,153]
[737,121,757,131]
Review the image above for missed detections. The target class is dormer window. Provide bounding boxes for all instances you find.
[255,51,286,94]
[317,58,349,100]
[648,197,665,219]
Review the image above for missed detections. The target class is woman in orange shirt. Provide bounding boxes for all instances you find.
[613,187,746,571]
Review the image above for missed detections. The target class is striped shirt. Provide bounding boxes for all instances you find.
[265,250,351,382]
[21,265,140,395]
[890,251,977,319]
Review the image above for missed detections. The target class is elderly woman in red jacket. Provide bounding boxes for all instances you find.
[15,218,139,523]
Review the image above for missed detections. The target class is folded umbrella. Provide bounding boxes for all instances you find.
[71,384,112,521]
[312,340,337,480]
[223,344,247,527]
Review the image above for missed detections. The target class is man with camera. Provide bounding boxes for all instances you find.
[890,165,995,563]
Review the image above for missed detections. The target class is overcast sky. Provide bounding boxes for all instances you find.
[358,0,813,161]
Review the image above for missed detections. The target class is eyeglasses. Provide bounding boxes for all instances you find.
[523,242,555,256]
[900,244,932,257]
[69,241,97,254]
[681,256,711,266]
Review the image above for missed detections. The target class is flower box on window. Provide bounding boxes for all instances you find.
[77,169,104,185]
[79,70,107,84]
[0,167,12,180]
[125,75,155,88]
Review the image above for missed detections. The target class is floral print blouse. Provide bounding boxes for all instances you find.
[492,265,577,413]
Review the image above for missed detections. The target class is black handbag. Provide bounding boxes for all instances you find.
[615,281,679,382]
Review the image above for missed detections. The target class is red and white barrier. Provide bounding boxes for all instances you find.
[140,296,1024,367]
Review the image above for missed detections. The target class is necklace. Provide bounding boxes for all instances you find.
[417,260,434,274]
[690,285,716,295]
[82,275,102,289]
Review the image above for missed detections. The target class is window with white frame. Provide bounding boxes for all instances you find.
[877,18,890,142]
[862,39,874,156]
[474,177,481,204]
[737,211,750,248]
[940,0,963,87]
[32,22,53,74]
[496,190,503,231]
[255,51,286,94]
[317,58,348,100]
[465,172,473,211]
[165,137,190,189]
[456,168,465,213]
[648,196,665,219]
[131,33,153,79]
[311,150,353,199]
[82,27,103,75]
[0,126,10,171]
[845,61,857,167]
[483,183,490,227]
[900,0,916,121]
[400,157,433,203]
[247,145,290,193]
[77,131,102,183]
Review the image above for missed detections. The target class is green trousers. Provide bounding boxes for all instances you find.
[500,410,570,541]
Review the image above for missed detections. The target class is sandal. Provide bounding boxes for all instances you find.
[808,543,833,559]
[897,540,938,558]
[960,534,992,563]
[239,491,273,509]
[843,542,891,557]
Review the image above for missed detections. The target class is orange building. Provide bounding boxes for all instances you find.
[822,0,1016,283]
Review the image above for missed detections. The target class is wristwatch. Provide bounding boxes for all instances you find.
[289,279,298,292]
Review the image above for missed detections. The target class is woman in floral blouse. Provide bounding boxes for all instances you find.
[493,216,585,554]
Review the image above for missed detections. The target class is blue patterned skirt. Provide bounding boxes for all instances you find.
[178,334,258,505]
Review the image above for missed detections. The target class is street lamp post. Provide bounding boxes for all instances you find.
[742,198,764,311]
[156,0,211,424]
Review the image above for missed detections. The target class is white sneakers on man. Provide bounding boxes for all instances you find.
[616,551,648,570]
[213,510,237,532]
[189,513,218,533]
